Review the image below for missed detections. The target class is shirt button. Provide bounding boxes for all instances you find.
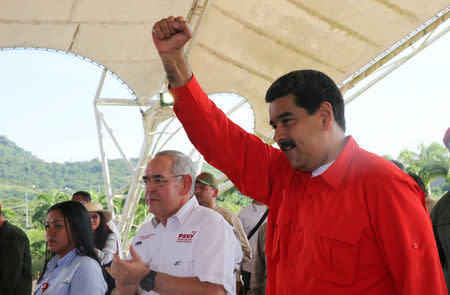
[413,243,418,249]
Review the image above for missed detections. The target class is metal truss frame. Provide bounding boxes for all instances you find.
[339,7,449,99]
[93,78,255,250]
[343,18,449,104]
[91,0,212,250]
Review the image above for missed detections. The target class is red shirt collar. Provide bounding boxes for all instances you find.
[319,136,359,190]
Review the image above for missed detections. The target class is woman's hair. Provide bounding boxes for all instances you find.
[93,211,113,249]
[38,201,99,282]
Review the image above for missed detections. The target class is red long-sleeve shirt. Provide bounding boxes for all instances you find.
[171,75,447,295]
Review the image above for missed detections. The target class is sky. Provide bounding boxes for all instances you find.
[0,22,449,164]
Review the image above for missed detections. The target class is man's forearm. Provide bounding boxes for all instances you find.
[154,273,225,295]
[159,51,193,89]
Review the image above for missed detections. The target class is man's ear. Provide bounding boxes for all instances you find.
[319,102,334,130]
[213,188,219,199]
[182,174,193,195]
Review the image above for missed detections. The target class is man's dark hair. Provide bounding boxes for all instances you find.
[408,173,428,196]
[265,70,346,131]
[390,160,405,172]
[72,191,92,202]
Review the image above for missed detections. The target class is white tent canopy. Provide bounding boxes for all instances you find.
[1,0,449,137]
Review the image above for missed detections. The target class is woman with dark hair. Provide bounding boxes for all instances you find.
[33,201,107,295]
[84,202,118,294]
[84,202,118,265]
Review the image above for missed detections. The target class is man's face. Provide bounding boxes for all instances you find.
[269,94,326,172]
[144,155,188,221]
[194,182,218,207]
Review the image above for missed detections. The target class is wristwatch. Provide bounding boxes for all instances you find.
[140,270,158,292]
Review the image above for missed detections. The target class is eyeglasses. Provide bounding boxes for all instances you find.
[141,175,185,187]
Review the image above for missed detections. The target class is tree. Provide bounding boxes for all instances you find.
[217,186,252,214]
[26,228,46,279]
[398,142,450,195]
[32,191,70,227]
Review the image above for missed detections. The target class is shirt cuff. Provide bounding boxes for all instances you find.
[168,74,195,92]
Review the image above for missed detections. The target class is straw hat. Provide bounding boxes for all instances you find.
[84,202,112,222]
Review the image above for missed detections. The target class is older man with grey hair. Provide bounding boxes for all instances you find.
[108,150,242,295]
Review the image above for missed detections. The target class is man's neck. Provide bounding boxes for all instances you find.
[157,196,192,226]
[198,199,215,209]
[207,201,216,210]
[317,133,347,170]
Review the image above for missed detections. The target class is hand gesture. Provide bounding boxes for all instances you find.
[106,245,150,285]
[152,16,193,57]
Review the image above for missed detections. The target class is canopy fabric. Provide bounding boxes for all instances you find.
[1,0,449,139]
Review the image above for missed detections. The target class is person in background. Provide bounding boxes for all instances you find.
[248,222,267,295]
[84,201,118,294]
[72,191,123,257]
[238,200,268,293]
[84,202,117,265]
[431,127,450,294]
[390,161,433,213]
[408,173,437,214]
[390,160,406,172]
[33,201,107,295]
[0,203,32,295]
[107,150,242,295]
[195,172,252,293]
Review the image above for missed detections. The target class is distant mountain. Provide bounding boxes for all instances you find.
[0,135,135,199]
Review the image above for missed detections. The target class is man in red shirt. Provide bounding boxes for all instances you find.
[151,16,447,294]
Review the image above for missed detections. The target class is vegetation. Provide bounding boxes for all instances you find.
[0,135,135,199]
[397,142,450,196]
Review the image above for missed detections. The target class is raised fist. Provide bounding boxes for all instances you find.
[152,16,193,56]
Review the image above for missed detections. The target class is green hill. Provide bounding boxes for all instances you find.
[0,135,134,199]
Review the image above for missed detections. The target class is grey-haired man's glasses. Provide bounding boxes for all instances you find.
[141,175,185,187]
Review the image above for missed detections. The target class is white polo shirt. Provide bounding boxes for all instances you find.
[132,197,242,295]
